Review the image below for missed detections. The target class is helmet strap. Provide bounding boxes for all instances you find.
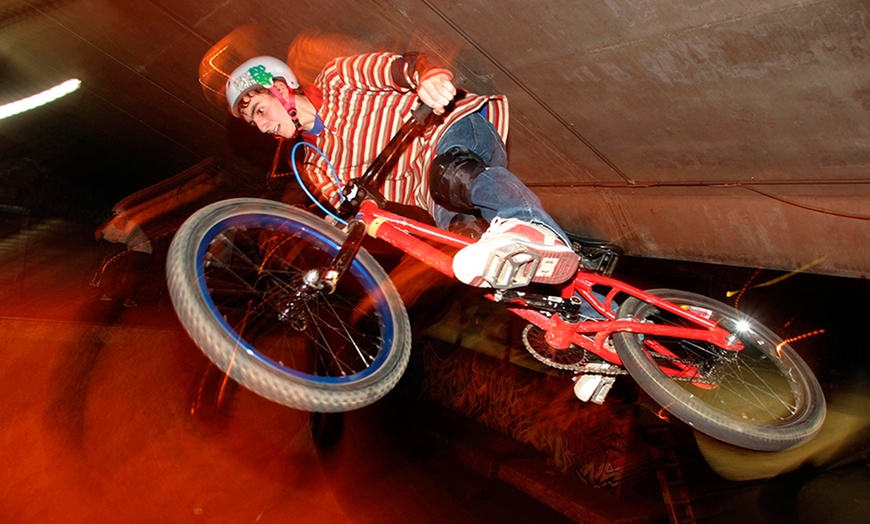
[266,85,303,139]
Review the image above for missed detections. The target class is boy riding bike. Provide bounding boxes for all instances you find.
[225,51,578,289]
[168,47,826,451]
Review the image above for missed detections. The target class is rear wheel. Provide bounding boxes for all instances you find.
[167,198,411,412]
[612,289,825,451]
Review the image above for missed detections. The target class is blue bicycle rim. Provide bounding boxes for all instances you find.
[194,212,395,385]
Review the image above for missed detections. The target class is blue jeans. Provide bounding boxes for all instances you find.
[433,112,569,243]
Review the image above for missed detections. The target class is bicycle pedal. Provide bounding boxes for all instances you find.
[573,365,616,404]
[482,242,540,289]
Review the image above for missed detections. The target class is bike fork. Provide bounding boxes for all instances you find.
[319,218,368,293]
[274,219,368,322]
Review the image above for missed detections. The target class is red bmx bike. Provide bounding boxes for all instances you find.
[167,106,825,452]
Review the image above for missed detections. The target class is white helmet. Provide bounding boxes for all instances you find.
[225,56,300,117]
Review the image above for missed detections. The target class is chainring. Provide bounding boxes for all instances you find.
[521,324,588,370]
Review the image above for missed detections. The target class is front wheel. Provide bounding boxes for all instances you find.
[612,289,825,451]
[167,198,411,412]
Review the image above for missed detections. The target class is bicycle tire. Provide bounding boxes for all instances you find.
[612,289,825,451]
[167,198,411,412]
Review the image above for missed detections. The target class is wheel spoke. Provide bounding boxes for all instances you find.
[611,288,824,451]
[202,219,388,380]
[167,199,410,412]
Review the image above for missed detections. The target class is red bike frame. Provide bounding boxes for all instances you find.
[356,200,742,383]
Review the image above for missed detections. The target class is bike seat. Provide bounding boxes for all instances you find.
[567,234,623,277]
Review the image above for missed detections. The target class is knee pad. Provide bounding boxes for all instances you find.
[429,147,487,213]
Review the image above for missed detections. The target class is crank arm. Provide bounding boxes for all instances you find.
[492,289,583,321]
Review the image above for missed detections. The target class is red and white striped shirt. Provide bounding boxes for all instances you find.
[299,52,509,215]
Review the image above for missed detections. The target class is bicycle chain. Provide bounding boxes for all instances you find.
[522,324,628,375]
[523,324,712,383]
[574,362,629,376]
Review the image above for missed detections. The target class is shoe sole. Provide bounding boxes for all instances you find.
[454,238,579,287]
[530,247,579,284]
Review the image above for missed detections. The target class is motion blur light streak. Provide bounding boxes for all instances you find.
[0,79,81,120]
[656,403,675,422]
[728,266,762,310]
[727,257,828,300]
[775,329,826,358]
[207,45,232,79]
[198,45,232,97]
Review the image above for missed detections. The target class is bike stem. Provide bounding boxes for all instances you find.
[339,104,436,218]
[358,104,435,188]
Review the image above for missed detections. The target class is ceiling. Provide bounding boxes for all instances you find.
[1,0,868,278]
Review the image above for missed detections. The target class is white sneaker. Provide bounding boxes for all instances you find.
[453,217,579,288]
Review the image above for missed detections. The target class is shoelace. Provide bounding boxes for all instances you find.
[479,217,517,240]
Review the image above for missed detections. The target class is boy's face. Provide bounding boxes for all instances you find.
[238,89,297,139]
